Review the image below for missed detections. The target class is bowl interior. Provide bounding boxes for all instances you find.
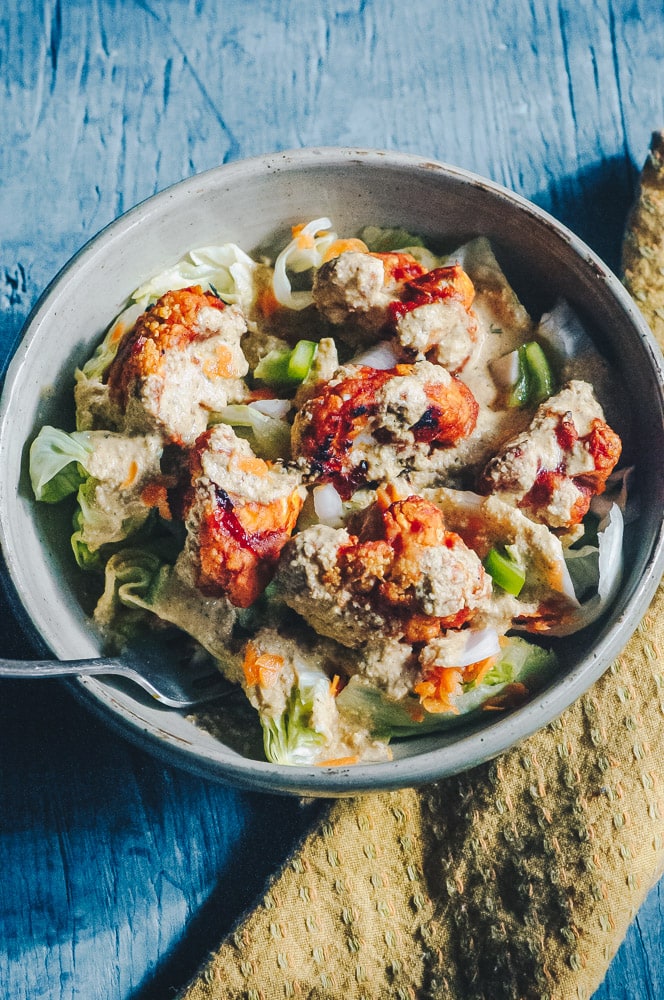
[2,148,664,796]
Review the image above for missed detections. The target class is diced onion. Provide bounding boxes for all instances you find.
[313,483,344,527]
[350,340,401,370]
[249,398,292,419]
[489,350,520,389]
[451,628,501,668]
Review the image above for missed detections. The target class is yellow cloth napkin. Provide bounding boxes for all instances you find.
[178,134,664,1000]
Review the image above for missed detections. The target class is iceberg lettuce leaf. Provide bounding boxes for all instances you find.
[70,481,157,570]
[93,549,238,663]
[261,667,330,766]
[131,244,258,312]
[76,303,144,382]
[92,547,165,639]
[548,503,624,637]
[29,426,95,502]
[212,404,292,460]
[337,637,558,739]
[359,225,441,270]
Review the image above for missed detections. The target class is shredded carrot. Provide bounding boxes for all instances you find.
[235,454,270,477]
[321,237,368,262]
[140,482,172,520]
[120,460,139,490]
[315,755,360,768]
[414,666,463,714]
[242,645,261,686]
[203,343,234,379]
[243,643,284,689]
[329,674,341,696]
[463,655,497,686]
[257,284,281,318]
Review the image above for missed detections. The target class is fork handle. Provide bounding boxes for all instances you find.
[0,657,121,678]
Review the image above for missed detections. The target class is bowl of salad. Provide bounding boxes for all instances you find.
[2,147,664,796]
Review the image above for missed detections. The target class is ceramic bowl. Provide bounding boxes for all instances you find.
[2,147,664,797]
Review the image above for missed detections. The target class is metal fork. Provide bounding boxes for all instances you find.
[0,646,235,708]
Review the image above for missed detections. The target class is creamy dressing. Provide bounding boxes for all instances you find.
[50,225,624,767]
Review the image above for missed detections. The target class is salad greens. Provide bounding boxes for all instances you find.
[29,426,94,503]
[27,219,629,768]
[337,637,558,739]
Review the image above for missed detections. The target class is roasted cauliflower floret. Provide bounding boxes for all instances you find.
[291,360,479,498]
[390,265,480,372]
[478,380,622,531]
[275,494,491,647]
[177,424,305,608]
[312,250,425,339]
[106,286,249,446]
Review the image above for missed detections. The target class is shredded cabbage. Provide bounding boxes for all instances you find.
[272,217,335,310]
[131,244,258,312]
[212,404,291,461]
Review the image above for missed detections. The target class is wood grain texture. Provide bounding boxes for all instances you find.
[1,1,663,998]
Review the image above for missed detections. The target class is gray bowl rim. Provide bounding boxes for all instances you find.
[2,145,664,797]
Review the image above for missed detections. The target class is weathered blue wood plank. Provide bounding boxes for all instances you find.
[1,1,663,998]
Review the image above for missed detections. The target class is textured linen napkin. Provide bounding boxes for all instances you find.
[178,134,664,1000]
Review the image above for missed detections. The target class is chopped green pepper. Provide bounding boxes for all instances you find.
[508,341,554,408]
[287,340,317,381]
[254,340,317,387]
[484,547,526,596]
[523,341,554,403]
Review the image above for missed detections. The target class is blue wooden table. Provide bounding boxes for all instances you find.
[1,2,663,997]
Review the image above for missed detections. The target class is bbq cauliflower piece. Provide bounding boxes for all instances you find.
[177,424,305,608]
[105,286,249,446]
[478,380,622,531]
[275,494,491,647]
[291,360,479,497]
[391,265,480,372]
[312,250,425,340]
